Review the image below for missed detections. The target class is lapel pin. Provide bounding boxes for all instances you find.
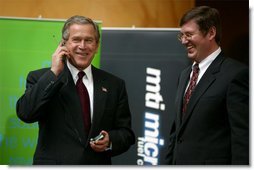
[102,87,108,92]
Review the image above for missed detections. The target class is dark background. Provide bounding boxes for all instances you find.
[196,0,249,65]
[101,29,189,164]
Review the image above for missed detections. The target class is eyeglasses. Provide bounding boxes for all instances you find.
[177,32,195,42]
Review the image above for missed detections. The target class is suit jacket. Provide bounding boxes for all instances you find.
[164,52,249,165]
[16,65,135,165]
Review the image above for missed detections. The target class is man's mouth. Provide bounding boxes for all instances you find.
[186,45,195,53]
[76,52,88,57]
[187,45,194,50]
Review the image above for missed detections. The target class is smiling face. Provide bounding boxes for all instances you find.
[180,19,212,63]
[64,24,99,70]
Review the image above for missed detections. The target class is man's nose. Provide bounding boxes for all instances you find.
[180,36,190,44]
[79,40,87,49]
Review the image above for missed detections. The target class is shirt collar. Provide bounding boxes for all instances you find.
[193,47,221,70]
[66,60,92,83]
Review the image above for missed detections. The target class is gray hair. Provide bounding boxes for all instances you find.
[62,15,100,43]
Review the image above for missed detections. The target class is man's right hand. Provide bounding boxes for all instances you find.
[50,40,69,76]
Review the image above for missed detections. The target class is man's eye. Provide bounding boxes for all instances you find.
[85,39,94,44]
[73,39,80,43]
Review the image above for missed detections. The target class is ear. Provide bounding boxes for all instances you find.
[208,26,216,41]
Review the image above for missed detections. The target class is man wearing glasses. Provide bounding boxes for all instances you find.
[164,6,249,165]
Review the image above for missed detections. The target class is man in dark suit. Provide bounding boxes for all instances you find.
[164,6,249,165]
[16,15,135,165]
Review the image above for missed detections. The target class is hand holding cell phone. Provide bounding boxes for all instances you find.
[50,38,68,76]
[90,130,110,152]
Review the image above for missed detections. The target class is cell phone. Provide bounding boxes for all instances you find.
[90,133,104,142]
[61,40,67,62]
[53,35,67,62]
[61,40,66,46]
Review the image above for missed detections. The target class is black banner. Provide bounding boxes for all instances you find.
[100,28,190,165]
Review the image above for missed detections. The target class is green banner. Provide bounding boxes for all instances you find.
[0,17,101,165]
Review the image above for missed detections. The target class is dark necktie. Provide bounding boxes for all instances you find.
[76,71,91,133]
[182,63,199,119]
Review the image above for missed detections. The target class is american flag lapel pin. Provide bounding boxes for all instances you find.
[102,87,108,92]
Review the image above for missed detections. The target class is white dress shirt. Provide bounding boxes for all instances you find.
[191,47,221,85]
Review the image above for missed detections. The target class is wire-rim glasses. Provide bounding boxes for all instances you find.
[177,32,196,42]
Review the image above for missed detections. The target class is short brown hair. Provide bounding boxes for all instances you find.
[180,6,221,45]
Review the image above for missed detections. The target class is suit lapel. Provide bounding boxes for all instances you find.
[58,66,87,145]
[59,65,109,147]
[90,66,108,135]
[176,67,191,126]
[179,54,225,132]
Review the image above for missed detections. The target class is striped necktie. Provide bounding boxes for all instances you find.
[182,63,199,119]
